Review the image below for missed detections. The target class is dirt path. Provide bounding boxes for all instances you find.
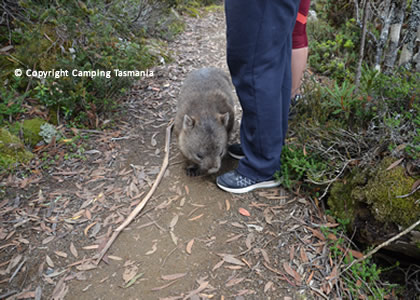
[68,10,301,299]
[1,8,332,300]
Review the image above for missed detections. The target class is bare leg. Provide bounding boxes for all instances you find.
[291,46,308,98]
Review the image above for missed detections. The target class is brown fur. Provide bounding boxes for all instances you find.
[174,68,235,176]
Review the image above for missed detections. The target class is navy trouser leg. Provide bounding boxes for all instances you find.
[225,0,299,181]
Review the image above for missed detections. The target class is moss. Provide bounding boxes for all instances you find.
[329,157,420,230]
[328,167,367,228]
[8,122,21,137]
[48,108,58,125]
[354,158,420,228]
[13,29,55,71]
[0,128,34,170]
[10,118,48,147]
[21,118,47,147]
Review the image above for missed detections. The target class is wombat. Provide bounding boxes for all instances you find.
[174,68,235,176]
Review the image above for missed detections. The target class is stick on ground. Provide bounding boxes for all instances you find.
[94,121,174,265]
[341,218,420,274]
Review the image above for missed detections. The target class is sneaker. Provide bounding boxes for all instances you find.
[289,94,302,120]
[291,94,302,107]
[216,170,281,194]
[228,144,244,160]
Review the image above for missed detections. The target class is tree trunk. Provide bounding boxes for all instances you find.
[374,0,394,71]
[384,0,408,72]
[415,47,420,72]
[398,0,420,69]
[355,0,370,91]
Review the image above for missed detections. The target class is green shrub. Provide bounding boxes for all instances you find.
[361,68,419,159]
[308,18,360,82]
[287,66,418,188]
[322,79,375,129]
[1,0,176,126]
[275,144,327,190]
[314,0,355,27]
[320,224,398,299]
[370,69,419,111]
[0,77,27,124]
[307,19,359,83]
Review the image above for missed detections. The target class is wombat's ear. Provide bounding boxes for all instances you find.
[183,114,195,130]
[218,113,230,128]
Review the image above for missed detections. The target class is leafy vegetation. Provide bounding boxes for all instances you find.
[283,0,419,297]
[2,0,154,125]
[0,0,221,173]
[0,77,27,124]
[320,223,400,299]
[308,17,359,82]
[0,0,219,127]
[275,144,327,190]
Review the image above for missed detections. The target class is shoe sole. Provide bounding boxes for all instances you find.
[216,179,281,194]
[228,151,244,160]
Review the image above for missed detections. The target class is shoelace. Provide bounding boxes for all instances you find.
[236,174,256,187]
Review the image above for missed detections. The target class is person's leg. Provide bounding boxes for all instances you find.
[218,0,299,193]
[291,46,308,98]
[291,0,311,98]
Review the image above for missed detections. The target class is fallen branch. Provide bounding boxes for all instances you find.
[341,218,420,274]
[94,121,174,264]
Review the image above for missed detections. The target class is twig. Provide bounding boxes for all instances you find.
[161,246,179,268]
[94,121,174,264]
[309,286,329,299]
[305,159,353,187]
[262,232,288,250]
[110,136,133,141]
[78,129,104,135]
[0,290,18,299]
[9,258,26,283]
[146,213,167,232]
[132,0,146,23]
[341,218,420,274]
[396,184,420,198]
[262,261,294,286]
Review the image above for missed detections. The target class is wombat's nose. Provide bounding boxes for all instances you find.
[207,159,221,174]
[208,167,220,174]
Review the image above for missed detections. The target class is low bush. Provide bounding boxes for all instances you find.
[0,0,197,127]
[308,17,360,83]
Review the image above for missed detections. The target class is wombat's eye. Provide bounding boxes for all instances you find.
[196,153,204,160]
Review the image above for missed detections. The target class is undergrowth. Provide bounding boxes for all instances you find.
[320,220,400,299]
[275,144,327,190]
[1,0,160,126]
[282,1,419,297]
[0,0,220,127]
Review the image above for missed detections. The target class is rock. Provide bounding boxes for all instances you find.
[0,128,34,170]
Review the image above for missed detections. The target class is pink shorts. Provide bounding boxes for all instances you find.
[292,0,310,49]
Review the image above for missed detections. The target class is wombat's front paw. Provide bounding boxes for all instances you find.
[186,165,200,177]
